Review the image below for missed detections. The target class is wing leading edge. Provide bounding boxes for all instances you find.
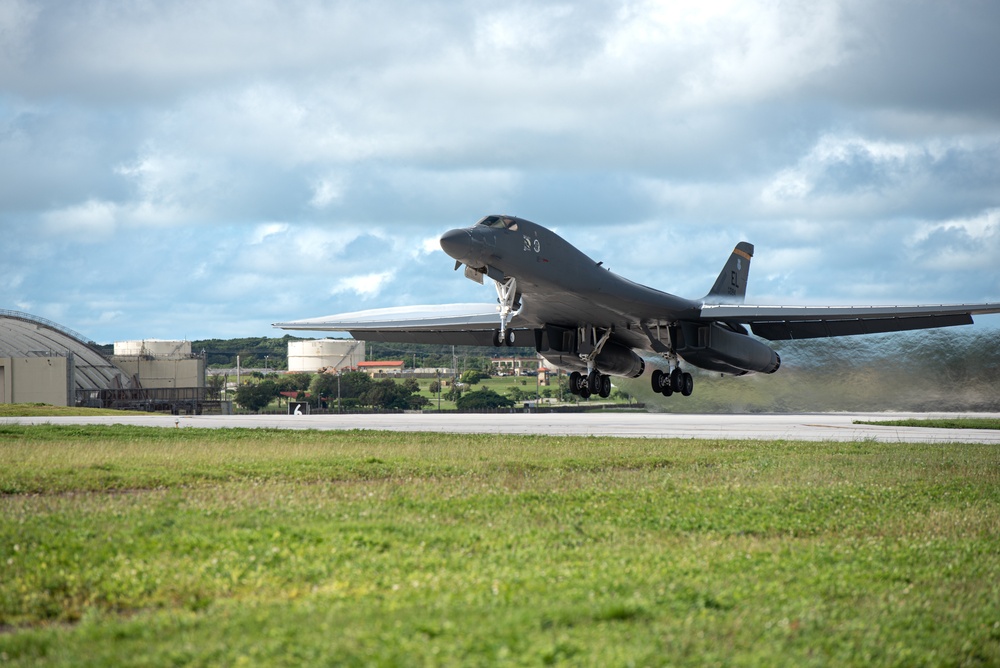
[273,303,503,346]
[699,302,1000,340]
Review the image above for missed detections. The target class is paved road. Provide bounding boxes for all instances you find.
[6,412,1000,443]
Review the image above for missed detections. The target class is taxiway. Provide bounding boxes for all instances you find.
[5,412,1000,443]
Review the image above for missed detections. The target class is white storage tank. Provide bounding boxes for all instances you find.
[114,339,191,358]
[288,339,365,373]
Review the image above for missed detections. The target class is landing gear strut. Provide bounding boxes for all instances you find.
[567,326,615,399]
[491,276,520,347]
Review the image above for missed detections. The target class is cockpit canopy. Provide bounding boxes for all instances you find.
[475,215,518,231]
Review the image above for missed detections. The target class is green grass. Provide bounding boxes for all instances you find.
[2,426,999,666]
[855,418,1000,430]
[0,404,150,418]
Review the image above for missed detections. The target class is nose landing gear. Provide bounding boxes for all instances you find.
[492,328,516,347]
[490,276,520,347]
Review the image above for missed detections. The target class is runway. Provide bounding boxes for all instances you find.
[6,411,1000,443]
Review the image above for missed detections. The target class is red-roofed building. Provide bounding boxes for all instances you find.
[357,360,405,377]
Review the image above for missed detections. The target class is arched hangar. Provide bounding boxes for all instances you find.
[0,310,131,406]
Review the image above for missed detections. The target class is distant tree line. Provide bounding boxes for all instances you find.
[193,335,303,368]
[232,369,528,412]
[234,371,432,412]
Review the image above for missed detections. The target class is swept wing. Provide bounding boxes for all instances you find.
[699,303,1000,340]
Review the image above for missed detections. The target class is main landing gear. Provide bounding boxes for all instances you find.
[567,326,615,399]
[568,370,612,399]
[651,367,693,397]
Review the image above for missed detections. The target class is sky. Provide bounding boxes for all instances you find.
[2,0,1000,344]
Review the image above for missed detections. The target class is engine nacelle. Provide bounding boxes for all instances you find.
[676,322,781,375]
[541,341,646,378]
[596,341,647,378]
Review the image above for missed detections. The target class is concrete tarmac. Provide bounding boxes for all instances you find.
[5,412,1000,443]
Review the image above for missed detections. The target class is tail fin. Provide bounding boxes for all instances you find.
[702,242,754,304]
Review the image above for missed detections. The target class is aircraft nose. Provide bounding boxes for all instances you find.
[440,228,473,261]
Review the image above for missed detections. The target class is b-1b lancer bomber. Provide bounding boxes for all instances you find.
[275,216,1000,400]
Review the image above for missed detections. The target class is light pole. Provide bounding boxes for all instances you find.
[536,362,540,412]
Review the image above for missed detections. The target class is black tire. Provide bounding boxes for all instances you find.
[681,372,693,397]
[651,369,663,393]
[492,329,503,347]
[504,328,516,346]
[587,370,601,394]
[671,368,684,392]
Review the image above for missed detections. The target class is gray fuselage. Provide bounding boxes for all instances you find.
[440,216,699,338]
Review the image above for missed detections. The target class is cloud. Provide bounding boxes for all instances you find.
[757,133,1000,221]
[1,0,999,342]
[250,222,289,245]
[41,199,118,238]
[907,208,1000,272]
[332,271,396,299]
[420,235,445,255]
[309,175,346,209]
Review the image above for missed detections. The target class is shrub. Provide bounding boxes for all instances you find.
[235,380,278,412]
[456,388,515,411]
[460,370,484,385]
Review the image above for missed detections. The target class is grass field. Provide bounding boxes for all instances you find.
[0,404,148,418]
[2,425,999,666]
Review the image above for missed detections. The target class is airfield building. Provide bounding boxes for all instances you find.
[357,360,405,377]
[111,339,206,389]
[0,310,133,406]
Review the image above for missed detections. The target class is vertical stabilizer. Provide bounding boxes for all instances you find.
[702,242,754,304]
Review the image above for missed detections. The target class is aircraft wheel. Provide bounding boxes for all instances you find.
[600,374,612,398]
[651,369,663,393]
[587,370,601,394]
[661,384,673,397]
[670,368,684,392]
[569,371,582,395]
[504,328,516,346]
[579,386,591,399]
[681,372,694,397]
[492,329,503,347]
